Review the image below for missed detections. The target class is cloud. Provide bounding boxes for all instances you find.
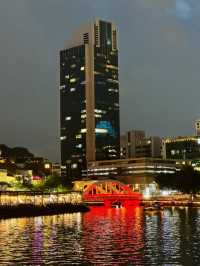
[170,0,192,20]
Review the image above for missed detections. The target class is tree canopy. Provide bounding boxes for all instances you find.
[0,144,33,161]
[155,165,200,195]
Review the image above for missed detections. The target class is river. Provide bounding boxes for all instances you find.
[0,206,200,265]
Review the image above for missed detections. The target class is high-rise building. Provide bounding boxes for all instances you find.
[60,19,120,179]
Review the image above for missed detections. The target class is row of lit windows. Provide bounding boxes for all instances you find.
[63,65,84,71]
[108,88,118,93]
[80,128,109,134]
[81,114,102,119]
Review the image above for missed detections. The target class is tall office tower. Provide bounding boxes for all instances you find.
[60,19,120,179]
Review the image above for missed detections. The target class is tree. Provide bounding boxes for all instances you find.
[155,165,200,197]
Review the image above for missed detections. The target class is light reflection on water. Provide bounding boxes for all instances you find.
[0,207,200,265]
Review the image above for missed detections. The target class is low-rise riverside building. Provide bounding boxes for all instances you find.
[87,157,188,195]
[163,136,200,160]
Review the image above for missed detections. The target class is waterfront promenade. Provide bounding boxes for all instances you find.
[0,191,82,206]
[142,194,200,207]
[0,191,89,218]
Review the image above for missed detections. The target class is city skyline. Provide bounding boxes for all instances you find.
[1,1,200,162]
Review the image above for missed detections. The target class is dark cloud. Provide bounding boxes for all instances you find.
[0,0,200,161]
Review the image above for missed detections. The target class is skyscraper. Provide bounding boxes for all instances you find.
[60,19,120,179]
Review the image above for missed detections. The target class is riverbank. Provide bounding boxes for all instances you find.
[0,203,90,219]
[141,199,200,207]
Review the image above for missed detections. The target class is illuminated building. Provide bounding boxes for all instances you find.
[88,157,186,194]
[120,130,161,158]
[60,19,120,179]
[88,157,182,178]
[163,136,200,160]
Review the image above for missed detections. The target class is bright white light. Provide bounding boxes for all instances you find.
[95,128,108,133]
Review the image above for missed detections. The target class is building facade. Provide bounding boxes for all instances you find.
[87,157,185,194]
[120,130,162,159]
[163,136,200,160]
[87,157,182,179]
[60,19,120,179]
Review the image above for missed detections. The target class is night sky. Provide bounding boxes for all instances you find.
[0,0,200,162]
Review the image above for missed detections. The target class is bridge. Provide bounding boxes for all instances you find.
[82,180,142,207]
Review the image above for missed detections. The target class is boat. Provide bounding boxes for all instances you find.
[111,201,123,208]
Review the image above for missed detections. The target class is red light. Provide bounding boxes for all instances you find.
[83,181,142,207]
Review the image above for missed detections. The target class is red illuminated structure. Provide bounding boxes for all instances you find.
[83,180,142,207]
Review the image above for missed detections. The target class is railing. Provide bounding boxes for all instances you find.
[84,192,142,202]
[0,191,83,206]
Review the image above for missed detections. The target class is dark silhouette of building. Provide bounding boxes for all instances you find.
[60,19,120,179]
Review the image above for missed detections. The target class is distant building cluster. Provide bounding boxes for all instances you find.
[120,130,162,159]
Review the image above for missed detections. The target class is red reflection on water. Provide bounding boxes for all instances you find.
[82,206,145,265]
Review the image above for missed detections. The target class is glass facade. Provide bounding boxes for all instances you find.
[60,20,120,180]
[60,45,86,178]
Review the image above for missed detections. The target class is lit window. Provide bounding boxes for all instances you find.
[70,88,76,92]
[96,121,116,137]
[81,66,85,71]
[81,114,87,119]
[95,114,102,118]
[71,163,77,169]
[76,144,82,148]
[65,75,69,79]
[65,116,71,121]
[70,78,76,83]
[81,129,87,133]
[60,85,65,90]
[76,134,82,139]
[44,163,50,169]
[95,109,106,114]
[95,128,108,133]
[70,64,76,68]
[60,136,66,141]
[107,40,111,45]
[107,78,118,84]
[106,65,118,70]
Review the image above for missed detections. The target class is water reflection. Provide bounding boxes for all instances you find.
[82,206,145,265]
[0,207,200,265]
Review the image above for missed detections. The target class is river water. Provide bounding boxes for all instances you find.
[0,206,200,265]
